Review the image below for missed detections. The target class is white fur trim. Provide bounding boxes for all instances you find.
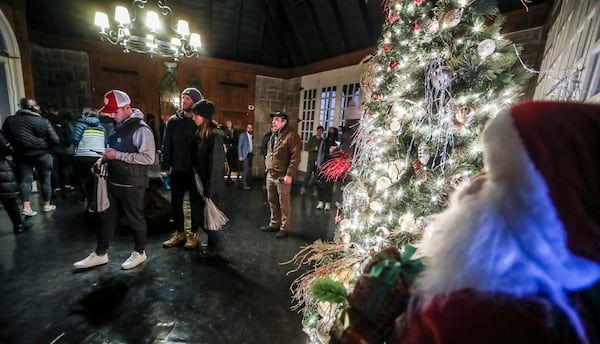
[413,108,600,342]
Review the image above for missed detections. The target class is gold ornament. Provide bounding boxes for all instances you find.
[390,120,401,132]
[398,213,416,229]
[332,267,354,282]
[456,107,475,125]
[443,8,463,28]
[413,159,427,182]
[383,31,392,39]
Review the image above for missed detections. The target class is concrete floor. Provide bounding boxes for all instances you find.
[0,178,337,343]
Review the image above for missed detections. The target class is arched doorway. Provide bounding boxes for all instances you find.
[0,8,25,122]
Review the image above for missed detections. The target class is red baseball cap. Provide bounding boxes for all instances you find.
[99,90,131,114]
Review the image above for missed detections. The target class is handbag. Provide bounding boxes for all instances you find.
[193,168,229,230]
[89,174,110,213]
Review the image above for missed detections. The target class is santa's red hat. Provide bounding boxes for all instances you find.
[483,101,600,264]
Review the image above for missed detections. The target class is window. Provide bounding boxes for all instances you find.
[299,82,362,148]
[320,86,337,130]
[300,88,317,150]
[298,65,364,150]
[340,83,361,128]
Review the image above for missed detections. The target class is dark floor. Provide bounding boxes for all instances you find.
[0,178,337,344]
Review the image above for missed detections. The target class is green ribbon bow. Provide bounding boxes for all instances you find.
[368,244,425,286]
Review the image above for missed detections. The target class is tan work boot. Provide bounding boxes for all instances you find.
[162,231,186,248]
[184,231,200,249]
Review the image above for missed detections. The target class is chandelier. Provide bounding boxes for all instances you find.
[93,0,202,59]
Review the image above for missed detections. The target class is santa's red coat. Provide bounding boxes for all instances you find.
[398,289,592,344]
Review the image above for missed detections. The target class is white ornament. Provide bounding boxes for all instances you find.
[398,213,415,228]
[375,227,389,238]
[477,39,496,58]
[371,158,384,170]
[388,159,407,182]
[418,143,431,165]
[426,18,440,32]
[390,120,401,131]
[376,176,392,190]
[391,103,407,119]
[339,231,351,243]
[431,67,453,90]
[339,220,352,230]
[370,201,383,211]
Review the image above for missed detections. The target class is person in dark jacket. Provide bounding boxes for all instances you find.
[0,129,31,233]
[223,120,237,183]
[43,105,74,193]
[191,99,226,258]
[2,97,59,216]
[315,126,339,211]
[161,88,205,250]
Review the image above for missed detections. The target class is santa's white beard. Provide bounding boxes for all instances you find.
[411,178,600,341]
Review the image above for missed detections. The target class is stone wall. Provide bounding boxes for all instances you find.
[31,44,91,117]
[253,75,301,177]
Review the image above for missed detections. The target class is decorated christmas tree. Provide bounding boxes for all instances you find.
[288,0,531,342]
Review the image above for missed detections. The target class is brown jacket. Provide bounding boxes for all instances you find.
[265,126,301,179]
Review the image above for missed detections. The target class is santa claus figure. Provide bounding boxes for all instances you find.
[400,101,600,343]
[336,102,600,344]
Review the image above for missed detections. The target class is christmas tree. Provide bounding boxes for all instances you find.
[289,0,531,342]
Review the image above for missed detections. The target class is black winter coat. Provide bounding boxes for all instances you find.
[0,130,20,199]
[194,128,225,198]
[161,111,197,173]
[1,109,59,158]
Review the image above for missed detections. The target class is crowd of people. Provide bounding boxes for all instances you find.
[0,88,346,269]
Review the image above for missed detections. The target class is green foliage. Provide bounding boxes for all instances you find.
[311,277,348,305]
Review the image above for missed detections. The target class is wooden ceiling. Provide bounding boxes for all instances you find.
[25,0,553,69]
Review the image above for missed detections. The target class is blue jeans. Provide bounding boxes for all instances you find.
[15,154,53,202]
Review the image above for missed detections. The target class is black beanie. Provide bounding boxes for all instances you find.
[192,100,215,120]
[182,88,203,103]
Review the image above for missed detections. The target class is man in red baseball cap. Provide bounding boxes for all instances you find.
[74,90,155,271]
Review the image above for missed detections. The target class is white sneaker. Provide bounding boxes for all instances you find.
[43,204,57,212]
[73,252,108,269]
[316,201,324,210]
[22,208,37,217]
[324,202,331,211]
[121,251,147,270]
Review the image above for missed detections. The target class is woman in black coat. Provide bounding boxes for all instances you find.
[191,100,226,258]
[0,129,30,233]
[316,126,339,211]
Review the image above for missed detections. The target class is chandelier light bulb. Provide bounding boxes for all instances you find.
[114,6,131,25]
[176,20,190,37]
[189,33,202,48]
[94,12,109,30]
[146,34,157,49]
[146,11,160,32]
